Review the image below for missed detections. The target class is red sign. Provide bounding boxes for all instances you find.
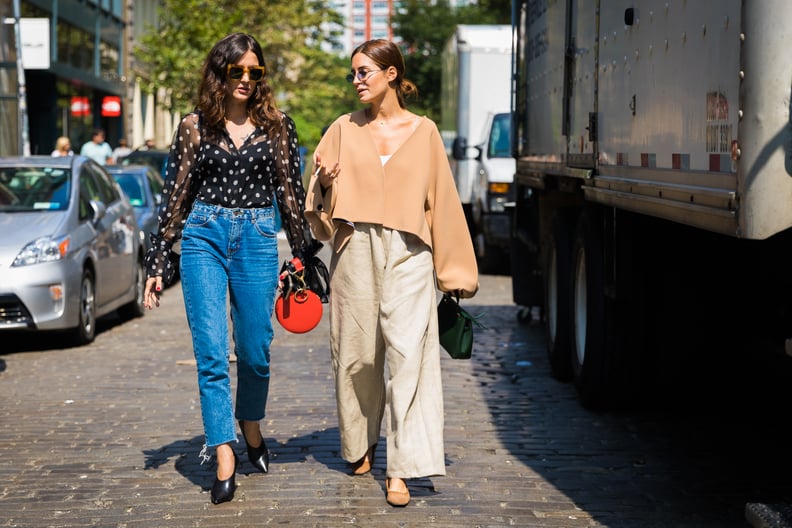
[101,96,121,117]
[70,96,90,116]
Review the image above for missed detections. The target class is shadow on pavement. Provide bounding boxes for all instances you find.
[144,427,446,499]
[471,301,792,527]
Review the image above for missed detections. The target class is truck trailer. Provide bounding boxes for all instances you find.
[511,0,792,407]
[441,24,514,273]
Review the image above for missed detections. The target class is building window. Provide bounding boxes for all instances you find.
[99,40,119,80]
[57,21,94,73]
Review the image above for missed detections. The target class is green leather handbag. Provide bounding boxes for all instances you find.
[437,293,483,359]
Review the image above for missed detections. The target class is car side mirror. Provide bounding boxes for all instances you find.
[89,200,107,224]
[452,137,481,161]
[452,137,467,160]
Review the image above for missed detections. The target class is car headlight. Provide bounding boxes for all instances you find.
[12,236,70,267]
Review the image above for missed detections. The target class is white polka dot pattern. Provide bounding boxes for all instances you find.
[145,111,312,283]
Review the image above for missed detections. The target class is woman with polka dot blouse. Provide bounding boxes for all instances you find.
[142,33,318,505]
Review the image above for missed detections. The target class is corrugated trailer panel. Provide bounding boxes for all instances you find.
[515,0,792,240]
[738,0,792,239]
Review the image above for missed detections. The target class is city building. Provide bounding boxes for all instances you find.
[0,0,173,157]
[329,0,397,57]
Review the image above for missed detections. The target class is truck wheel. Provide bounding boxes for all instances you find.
[570,209,614,408]
[544,210,575,381]
[72,269,97,345]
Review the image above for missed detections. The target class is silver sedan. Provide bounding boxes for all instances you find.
[0,156,145,345]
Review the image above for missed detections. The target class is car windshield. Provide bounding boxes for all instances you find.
[0,166,71,212]
[113,173,148,207]
[121,151,167,175]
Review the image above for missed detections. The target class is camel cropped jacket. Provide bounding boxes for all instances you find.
[305,111,479,298]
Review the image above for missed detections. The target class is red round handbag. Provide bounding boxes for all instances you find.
[275,256,323,333]
[275,289,323,333]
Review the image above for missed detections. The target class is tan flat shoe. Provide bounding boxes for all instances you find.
[385,477,410,507]
[350,443,376,475]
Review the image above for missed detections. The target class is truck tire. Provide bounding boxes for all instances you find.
[544,210,575,381]
[570,208,614,408]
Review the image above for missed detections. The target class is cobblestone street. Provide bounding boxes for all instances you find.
[2,242,792,527]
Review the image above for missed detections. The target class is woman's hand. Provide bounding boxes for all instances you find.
[313,153,340,189]
[143,277,163,310]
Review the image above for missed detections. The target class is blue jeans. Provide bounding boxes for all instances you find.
[180,200,280,447]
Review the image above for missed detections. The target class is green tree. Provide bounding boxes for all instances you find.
[392,0,511,121]
[135,0,358,151]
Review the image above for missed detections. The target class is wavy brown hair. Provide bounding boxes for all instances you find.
[195,33,281,138]
[351,39,418,108]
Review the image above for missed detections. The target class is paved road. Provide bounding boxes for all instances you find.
[2,240,792,527]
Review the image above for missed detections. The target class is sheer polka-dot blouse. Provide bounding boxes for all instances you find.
[145,111,312,283]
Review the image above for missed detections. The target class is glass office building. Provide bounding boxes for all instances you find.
[0,0,125,156]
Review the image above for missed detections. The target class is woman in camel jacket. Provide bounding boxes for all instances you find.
[305,38,478,507]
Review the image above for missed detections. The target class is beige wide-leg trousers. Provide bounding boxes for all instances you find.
[329,223,445,478]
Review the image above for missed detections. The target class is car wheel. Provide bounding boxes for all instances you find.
[73,269,97,345]
[118,256,146,320]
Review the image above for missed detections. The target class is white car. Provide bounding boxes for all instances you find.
[0,155,145,345]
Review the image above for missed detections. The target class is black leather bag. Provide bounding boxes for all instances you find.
[280,241,330,304]
[301,253,330,303]
[437,293,481,360]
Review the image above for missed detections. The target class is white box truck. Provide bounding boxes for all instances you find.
[511,0,792,407]
[441,24,514,272]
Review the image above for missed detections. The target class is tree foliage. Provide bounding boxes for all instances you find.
[135,0,511,149]
[135,0,358,150]
[392,0,511,121]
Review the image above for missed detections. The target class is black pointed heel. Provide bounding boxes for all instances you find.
[238,420,269,473]
[210,451,239,505]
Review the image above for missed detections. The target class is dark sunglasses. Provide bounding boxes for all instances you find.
[227,64,265,82]
[346,69,382,83]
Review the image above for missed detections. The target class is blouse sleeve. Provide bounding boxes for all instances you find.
[273,113,317,259]
[144,113,201,283]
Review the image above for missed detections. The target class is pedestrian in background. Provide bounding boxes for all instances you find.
[142,32,318,505]
[79,128,113,165]
[51,136,73,157]
[305,39,478,507]
[136,138,156,151]
[111,138,132,163]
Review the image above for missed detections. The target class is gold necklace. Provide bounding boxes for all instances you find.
[366,109,387,126]
[226,118,254,140]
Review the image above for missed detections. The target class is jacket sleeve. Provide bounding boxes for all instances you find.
[305,120,341,241]
[426,124,479,298]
